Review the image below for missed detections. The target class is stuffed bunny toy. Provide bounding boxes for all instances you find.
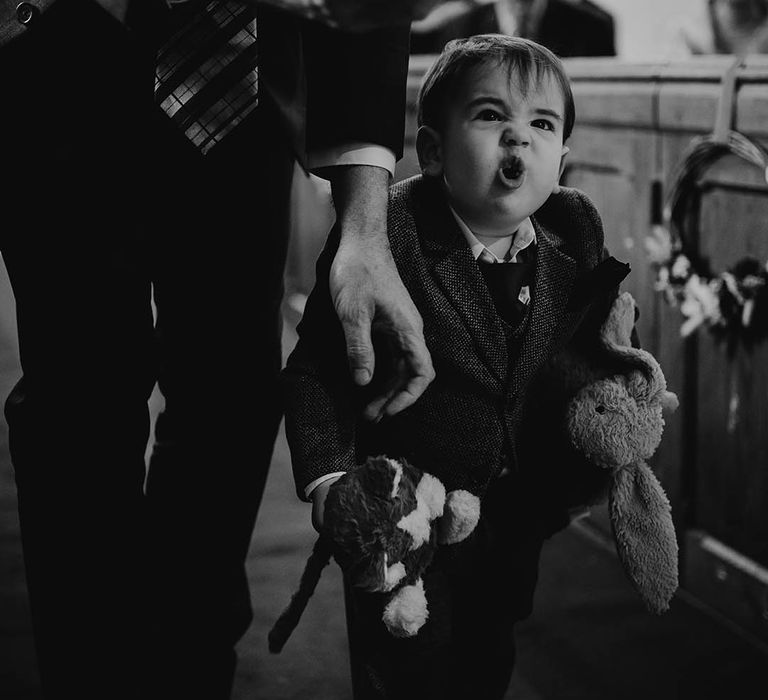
[566,291,680,614]
[268,455,480,651]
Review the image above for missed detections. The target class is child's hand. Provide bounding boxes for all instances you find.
[310,476,342,533]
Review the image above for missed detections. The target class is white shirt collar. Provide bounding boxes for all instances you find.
[449,207,537,263]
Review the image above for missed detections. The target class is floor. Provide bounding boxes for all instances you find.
[1,275,767,699]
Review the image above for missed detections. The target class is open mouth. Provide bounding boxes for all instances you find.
[499,156,525,186]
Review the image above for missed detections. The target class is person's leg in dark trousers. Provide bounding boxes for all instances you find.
[145,103,295,698]
[343,473,546,700]
[1,4,161,698]
[344,566,460,700]
[446,474,547,700]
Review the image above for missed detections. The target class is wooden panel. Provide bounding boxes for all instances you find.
[684,530,768,644]
[659,82,768,139]
[563,125,658,352]
[658,82,722,134]
[737,85,768,138]
[694,176,768,565]
[572,82,657,129]
[566,55,768,83]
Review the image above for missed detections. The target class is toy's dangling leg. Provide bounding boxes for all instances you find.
[382,578,428,638]
[268,536,333,653]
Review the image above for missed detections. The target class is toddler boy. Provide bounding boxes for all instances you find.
[283,34,629,699]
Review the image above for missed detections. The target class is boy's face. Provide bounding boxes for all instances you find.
[418,61,569,239]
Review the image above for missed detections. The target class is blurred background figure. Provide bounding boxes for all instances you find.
[674,0,768,54]
[410,0,616,56]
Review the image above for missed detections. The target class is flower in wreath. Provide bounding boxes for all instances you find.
[679,274,722,337]
[716,257,768,335]
[643,126,768,349]
[645,224,674,267]
[670,254,692,283]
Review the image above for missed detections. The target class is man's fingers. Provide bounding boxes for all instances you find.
[342,319,375,386]
[363,394,390,423]
[362,348,435,421]
[380,372,433,417]
[379,330,435,414]
[365,372,431,422]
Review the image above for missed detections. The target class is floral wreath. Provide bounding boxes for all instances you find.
[644,127,768,353]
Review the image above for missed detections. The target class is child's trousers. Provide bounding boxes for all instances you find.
[343,472,553,700]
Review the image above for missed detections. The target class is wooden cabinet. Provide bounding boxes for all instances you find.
[397,54,768,640]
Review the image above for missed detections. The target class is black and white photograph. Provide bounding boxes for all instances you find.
[2,1,767,698]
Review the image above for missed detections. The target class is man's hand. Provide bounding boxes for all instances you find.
[331,234,434,421]
[328,166,435,421]
[310,476,341,533]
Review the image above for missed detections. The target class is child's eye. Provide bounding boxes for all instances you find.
[476,109,502,122]
[532,119,555,131]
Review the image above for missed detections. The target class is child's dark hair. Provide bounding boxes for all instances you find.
[417,34,576,141]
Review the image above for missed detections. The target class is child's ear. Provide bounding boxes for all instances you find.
[416,125,443,177]
[553,145,570,195]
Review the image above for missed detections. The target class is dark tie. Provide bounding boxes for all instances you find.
[478,246,536,327]
[155,1,259,155]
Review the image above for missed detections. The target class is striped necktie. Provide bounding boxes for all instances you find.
[155,1,259,155]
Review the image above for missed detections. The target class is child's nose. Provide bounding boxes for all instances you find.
[502,123,530,147]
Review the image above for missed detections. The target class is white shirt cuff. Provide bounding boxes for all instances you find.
[308,143,396,178]
[304,472,347,500]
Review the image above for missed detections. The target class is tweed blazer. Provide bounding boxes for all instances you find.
[283,174,625,503]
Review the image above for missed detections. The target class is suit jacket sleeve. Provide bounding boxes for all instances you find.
[301,20,410,158]
[281,225,361,501]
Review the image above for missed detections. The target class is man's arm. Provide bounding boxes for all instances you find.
[325,165,434,422]
[302,19,435,423]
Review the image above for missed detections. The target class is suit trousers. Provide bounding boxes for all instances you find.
[2,2,293,697]
[343,472,548,700]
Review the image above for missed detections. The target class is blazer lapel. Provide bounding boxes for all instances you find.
[415,179,509,388]
[508,218,578,397]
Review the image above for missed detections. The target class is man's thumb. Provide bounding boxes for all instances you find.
[344,322,375,386]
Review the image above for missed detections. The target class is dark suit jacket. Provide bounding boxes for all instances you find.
[3,1,409,159]
[259,5,410,165]
[410,0,616,58]
[283,175,623,510]
[157,0,410,165]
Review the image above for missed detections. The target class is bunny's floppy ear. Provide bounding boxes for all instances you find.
[589,290,680,612]
[610,462,679,614]
[601,292,680,411]
[600,291,637,350]
[602,293,667,388]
